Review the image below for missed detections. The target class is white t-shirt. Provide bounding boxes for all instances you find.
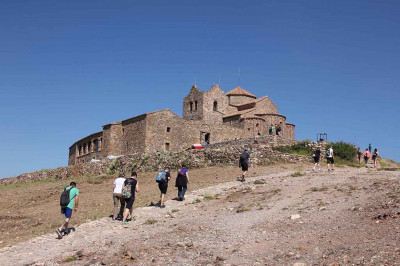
[113,177,126,193]
[327,148,333,158]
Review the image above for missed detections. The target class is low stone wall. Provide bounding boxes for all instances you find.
[0,140,310,185]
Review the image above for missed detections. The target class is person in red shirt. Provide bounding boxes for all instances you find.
[363,148,371,167]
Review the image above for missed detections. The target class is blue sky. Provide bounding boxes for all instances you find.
[0,0,399,178]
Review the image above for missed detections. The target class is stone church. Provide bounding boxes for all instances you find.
[68,85,295,165]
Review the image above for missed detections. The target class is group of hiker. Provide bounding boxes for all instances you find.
[311,145,335,172]
[357,145,380,168]
[55,143,380,238]
[55,164,190,237]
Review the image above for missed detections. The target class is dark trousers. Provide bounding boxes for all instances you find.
[178,187,187,199]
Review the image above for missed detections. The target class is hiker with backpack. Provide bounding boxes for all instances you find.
[156,166,171,208]
[312,146,322,172]
[363,148,371,167]
[112,171,126,220]
[372,149,380,168]
[326,146,335,171]
[238,148,250,182]
[122,171,139,224]
[56,182,79,238]
[175,164,189,201]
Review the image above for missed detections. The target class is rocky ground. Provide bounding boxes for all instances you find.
[1,163,400,265]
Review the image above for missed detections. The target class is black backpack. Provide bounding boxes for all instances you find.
[60,187,73,206]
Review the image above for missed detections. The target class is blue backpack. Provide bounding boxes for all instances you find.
[156,172,167,183]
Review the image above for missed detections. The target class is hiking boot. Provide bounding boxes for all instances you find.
[55,229,63,238]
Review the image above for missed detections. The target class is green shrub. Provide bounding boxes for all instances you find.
[329,141,357,162]
[108,159,117,174]
[273,141,312,156]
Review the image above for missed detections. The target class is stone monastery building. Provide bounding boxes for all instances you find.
[68,85,295,165]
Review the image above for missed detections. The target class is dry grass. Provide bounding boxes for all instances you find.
[0,164,301,248]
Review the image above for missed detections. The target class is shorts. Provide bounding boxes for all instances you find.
[61,207,73,218]
[313,157,320,163]
[327,157,334,164]
[158,183,168,194]
[241,162,249,171]
[124,197,135,210]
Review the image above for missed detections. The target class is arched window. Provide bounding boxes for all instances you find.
[189,101,193,112]
[213,101,218,111]
[88,141,92,153]
[94,139,99,152]
[256,123,259,127]
[83,143,87,154]
[78,145,82,156]
[195,100,198,110]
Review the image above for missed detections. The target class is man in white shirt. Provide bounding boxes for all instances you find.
[113,171,126,220]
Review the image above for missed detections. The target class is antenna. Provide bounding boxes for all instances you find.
[238,67,241,86]
[194,76,197,87]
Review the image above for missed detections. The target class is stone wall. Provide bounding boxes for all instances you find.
[254,97,278,114]
[228,95,256,106]
[68,131,103,165]
[122,114,147,154]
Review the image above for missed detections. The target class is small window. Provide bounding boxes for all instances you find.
[166,127,171,133]
[248,128,251,131]
[165,143,170,151]
[256,123,259,127]
[94,139,99,152]
[122,128,125,134]
[88,141,91,153]
[195,100,198,110]
[83,143,87,154]
[190,101,193,112]
[213,101,218,111]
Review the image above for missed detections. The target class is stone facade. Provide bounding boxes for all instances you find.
[68,84,296,165]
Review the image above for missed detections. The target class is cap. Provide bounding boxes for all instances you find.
[119,171,125,177]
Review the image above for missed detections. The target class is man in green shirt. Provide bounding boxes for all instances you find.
[56,182,79,238]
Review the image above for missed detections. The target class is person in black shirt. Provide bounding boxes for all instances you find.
[158,166,171,208]
[239,148,250,182]
[312,147,322,172]
[122,171,139,224]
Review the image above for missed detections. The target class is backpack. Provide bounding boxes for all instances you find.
[60,187,73,206]
[122,182,132,199]
[156,171,167,183]
[326,149,332,157]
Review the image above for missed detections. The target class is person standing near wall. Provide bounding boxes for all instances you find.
[56,182,79,238]
[112,171,126,220]
[176,164,189,201]
[269,124,274,136]
[239,148,250,182]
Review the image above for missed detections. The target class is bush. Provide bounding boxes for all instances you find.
[273,141,312,156]
[330,141,357,161]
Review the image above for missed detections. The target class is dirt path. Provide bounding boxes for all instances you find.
[1,167,400,265]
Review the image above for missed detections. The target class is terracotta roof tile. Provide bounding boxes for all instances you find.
[226,86,256,98]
